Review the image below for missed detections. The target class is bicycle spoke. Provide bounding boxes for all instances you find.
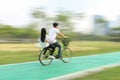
[61,48,72,63]
[39,49,52,66]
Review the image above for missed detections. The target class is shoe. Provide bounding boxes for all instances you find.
[49,55,55,59]
[55,55,61,59]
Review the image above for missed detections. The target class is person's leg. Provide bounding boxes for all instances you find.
[45,44,56,59]
[49,44,56,55]
[53,42,62,58]
[43,47,48,55]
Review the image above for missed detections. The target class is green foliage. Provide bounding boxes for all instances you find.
[0,25,16,34]
[74,66,120,80]
[0,24,39,40]
[68,32,120,42]
[112,26,120,30]
[55,10,73,33]
[109,27,120,37]
[32,8,46,18]
[31,8,75,33]
[1,24,119,42]
[95,18,107,23]
[109,33,120,37]
[56,14,69,22]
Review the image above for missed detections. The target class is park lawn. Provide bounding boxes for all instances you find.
[0,41,120,65]
[74,66,120,80]
[0,41,120,80]
[0,51,38,65]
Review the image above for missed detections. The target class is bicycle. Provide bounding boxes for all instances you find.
[38,38,72,66]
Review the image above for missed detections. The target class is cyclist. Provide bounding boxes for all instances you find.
[47,22,68,59]
[39,28,55,59]
[39,28,49,48]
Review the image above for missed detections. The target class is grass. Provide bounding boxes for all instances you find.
[0,41,120,65]
[0,51,37,65]
[0,41,120,80]
[70,41,120,56]
[74,66,120,80]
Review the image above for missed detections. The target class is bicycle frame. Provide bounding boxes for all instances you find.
[39,38,72,66]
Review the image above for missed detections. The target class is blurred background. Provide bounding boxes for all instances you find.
[0,0,120,42]
[0,0,120,64]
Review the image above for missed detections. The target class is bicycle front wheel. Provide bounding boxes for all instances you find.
[39,49,52,66]
[61,48,72,63]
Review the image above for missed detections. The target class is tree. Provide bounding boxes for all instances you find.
[32,8,46,19]
[95,18,106,23]
[32,8,47,30]
[55,10,73,34]
[0,24,39,40]
[112,26,120,30]
[109,26,120,37]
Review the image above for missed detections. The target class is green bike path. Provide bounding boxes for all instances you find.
[0,52,120,80]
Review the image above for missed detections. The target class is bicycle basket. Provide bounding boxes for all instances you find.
[62,38,70,46]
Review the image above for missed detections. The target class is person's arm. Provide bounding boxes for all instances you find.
[56,28,68,38]
[58,32,68,38]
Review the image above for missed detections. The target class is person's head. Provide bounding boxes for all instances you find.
[40,28,46,42]
[53,22,59,28]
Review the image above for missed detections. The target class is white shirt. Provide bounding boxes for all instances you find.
[48,28,60,43]
[38,35,49,48]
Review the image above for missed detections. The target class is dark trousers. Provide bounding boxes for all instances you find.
[49,42,62,57]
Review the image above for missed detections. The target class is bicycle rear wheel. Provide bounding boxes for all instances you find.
[39,49,52,66]
[61,48,72,63]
